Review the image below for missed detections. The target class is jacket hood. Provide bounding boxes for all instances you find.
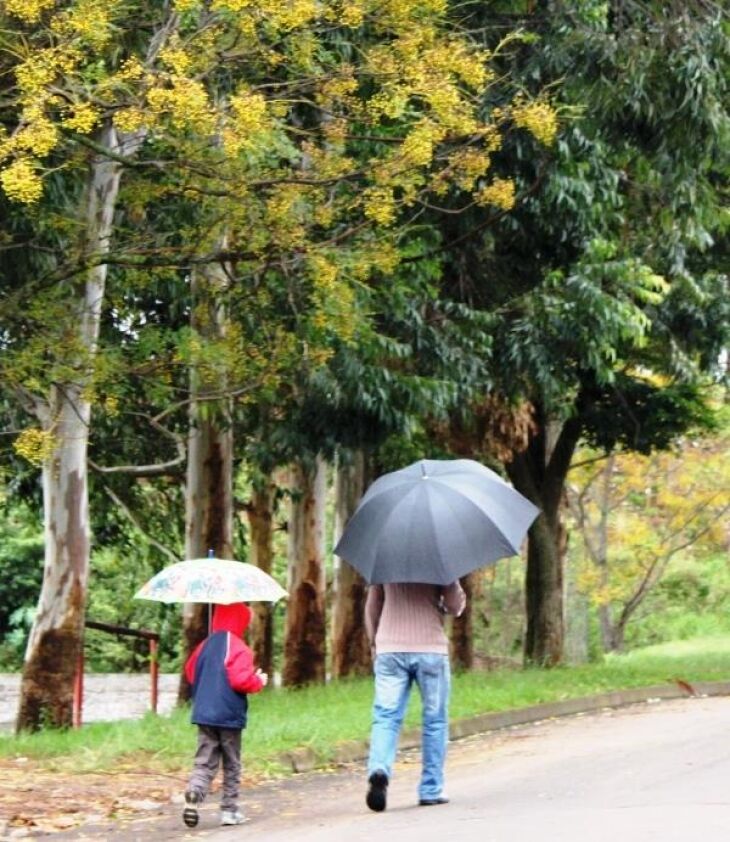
[211,602,252,637]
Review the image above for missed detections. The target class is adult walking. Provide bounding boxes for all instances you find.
[364,581,466,812]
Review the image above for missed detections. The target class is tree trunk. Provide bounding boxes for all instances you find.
[522,513,564,666]
[16,124,125,731]
[16,386,92,731]
[282,457,327,687]
[178,260,234,704]
[246,478,276,676]
[331,450,370,678]
[507,413,582,668]
[451,572,478,670]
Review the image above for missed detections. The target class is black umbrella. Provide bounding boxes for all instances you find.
[334,458,540,585]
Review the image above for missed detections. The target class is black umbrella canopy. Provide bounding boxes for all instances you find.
[334,459,540,585]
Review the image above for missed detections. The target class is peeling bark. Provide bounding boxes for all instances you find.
[17,123,136,732]
[450,572,479,670]
[282,458,327,687]
[331,451,370,678]
[178,260,234,704]
[246,479,276,676]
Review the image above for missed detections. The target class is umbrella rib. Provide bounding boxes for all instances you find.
[370,483,424,582]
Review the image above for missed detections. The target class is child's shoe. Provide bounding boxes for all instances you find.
[183,790,201,827]
[220,809,248,826]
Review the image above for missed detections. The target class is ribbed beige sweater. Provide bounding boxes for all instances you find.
[364,582,466,655]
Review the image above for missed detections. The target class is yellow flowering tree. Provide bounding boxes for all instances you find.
[1,0,559,721]
[568,433,730,652]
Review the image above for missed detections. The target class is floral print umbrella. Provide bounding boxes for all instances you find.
[134,557,288,604]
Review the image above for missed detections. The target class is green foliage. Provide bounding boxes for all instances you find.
[581,377,719,454]
[85,546,183,673]
[626,556,730,649]
[0,502,43,668]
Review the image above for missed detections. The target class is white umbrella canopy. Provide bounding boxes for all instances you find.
[134,557,288,605]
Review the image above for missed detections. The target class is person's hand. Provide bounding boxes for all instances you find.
[256,668,269,687]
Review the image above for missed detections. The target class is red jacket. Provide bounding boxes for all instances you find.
[185,603,264,729]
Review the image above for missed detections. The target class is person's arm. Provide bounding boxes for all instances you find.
[364,584,384,644]
[441,581,466,617]
[225,636,266,694]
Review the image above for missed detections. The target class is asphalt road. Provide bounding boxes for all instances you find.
[208,695,730,842]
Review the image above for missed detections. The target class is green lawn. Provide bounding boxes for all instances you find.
[3,635,729,775]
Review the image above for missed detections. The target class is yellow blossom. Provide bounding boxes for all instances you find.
[160,46,193,75]
[55,0,113,45]
[63,102,100,134]
[13,428,57,466]
[102,395,120,416]
[115,57,146,83]
[212,0,253,11]
[368,88,409,121]
[230,89,269,134]
[475,177,516,211]
[370,242,401,274]
[16,56,56,95]
[114,107,147,133]
[401,122,442,167]
[449,147,492,190]
[1,159,44,204]
[511,99,558,146]
[16,108,58,156]
[147,77,215,133]
[322,118,348,146]
[313,203,335,226]
[223,89,271,155]
[362,186,397,226]
[340,0,365,27]
[309,254,338,289]
[318,73,358,107]
[262,0,319,30]
[4,0,55,23]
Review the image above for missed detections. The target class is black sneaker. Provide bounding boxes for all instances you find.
[183,790,201,827]
[366,771,388,812]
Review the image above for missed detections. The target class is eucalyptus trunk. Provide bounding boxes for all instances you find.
[507,415,581,667]
[282,458,327,687]
[178,260,234,703]
[16,124,126,731]
[331,450,370,678]
[246,478,276,676]
[450,572,478,670]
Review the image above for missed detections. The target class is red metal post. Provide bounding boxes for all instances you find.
[72,648,84,728]
[150,638,159,714]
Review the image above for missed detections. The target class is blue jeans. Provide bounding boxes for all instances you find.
[367,652,451,800]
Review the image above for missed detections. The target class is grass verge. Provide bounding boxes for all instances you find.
[2,635,729,776]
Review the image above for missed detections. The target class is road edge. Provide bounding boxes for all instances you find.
[280,679,730,772]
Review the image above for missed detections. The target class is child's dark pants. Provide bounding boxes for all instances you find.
[187,725,242,811]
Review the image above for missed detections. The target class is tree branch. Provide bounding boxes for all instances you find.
[101,484,180,564]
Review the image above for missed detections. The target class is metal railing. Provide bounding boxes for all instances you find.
[72,620,160,728]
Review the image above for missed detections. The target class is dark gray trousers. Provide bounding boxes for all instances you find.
[187,725,242,811]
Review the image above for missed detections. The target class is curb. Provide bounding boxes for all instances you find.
[279,679,730,773]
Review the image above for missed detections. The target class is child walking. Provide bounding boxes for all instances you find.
[182,602,267,828]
